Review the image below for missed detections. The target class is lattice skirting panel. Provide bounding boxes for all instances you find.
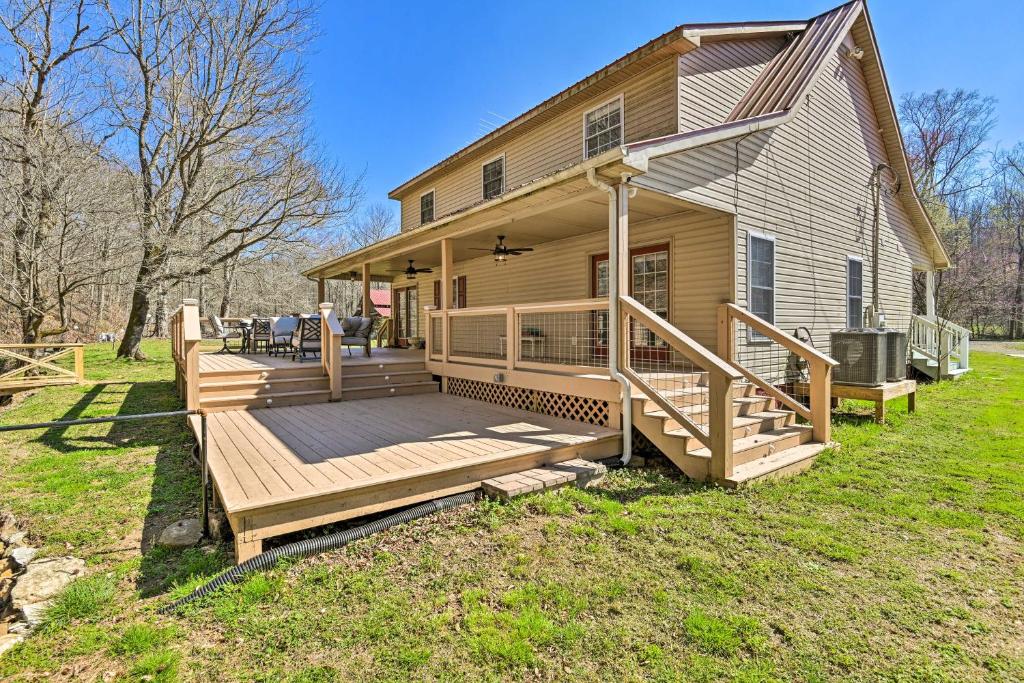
[446,377,611,427]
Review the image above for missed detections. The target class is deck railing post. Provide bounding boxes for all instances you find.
[74,345,84,381]
[320,302,343,400]
[809,360,832,443]
[506,306,516,372]
[200,411,209,537]
[708,372,734,480]
[182,299,201,411]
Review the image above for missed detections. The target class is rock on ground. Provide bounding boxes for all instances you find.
[0,633,24,657]
[10,547,37,568]
[157,518,203,548]
[10,557,85,609]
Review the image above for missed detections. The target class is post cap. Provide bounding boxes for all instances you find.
[182,298,198,306]
[319,302,333,310]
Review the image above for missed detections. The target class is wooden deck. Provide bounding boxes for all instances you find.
[196,394,621,561]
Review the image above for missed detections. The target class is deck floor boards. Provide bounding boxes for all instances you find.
[201,394,620,515]
[198,348,424,375]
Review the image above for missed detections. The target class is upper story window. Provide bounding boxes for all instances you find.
[748,233,775,340]
[419,190,434,225]
[847,256,864,328]
[482,156,504,200]
[584,95,623,158]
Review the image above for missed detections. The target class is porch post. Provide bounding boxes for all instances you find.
[361,263,371,318]
[440,238,453,389]
[925,270,936,319]
[317,277,326,306]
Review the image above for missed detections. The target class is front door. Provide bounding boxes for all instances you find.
[591,243,670,363]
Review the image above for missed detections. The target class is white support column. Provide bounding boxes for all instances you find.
[440,239,453,390]
[925,270,936,320]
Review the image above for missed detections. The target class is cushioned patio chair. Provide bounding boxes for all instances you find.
[341,316,373,357]
[290,315,322,362]
[269,316,299,357]
[207,314,242,354]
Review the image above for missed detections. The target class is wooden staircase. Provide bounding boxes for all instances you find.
[198,359,438,412]
[630,372,828,487]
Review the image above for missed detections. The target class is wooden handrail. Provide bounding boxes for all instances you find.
[170,300,202,411]
[622,296,742,380]
[721,303,838,368]
[719,302,835,444]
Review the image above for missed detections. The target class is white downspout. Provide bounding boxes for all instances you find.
[586,168,632,465]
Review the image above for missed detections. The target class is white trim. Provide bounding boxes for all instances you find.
[846,255,864,329]
[746,231,776,343]
[418,188,436,226]
[582,93,625,160]
[480,153,505,200]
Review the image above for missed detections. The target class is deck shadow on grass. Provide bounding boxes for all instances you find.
[31,378,229,596]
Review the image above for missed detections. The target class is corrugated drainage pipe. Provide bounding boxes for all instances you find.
[159,491,477,614]
[586,168,632,466]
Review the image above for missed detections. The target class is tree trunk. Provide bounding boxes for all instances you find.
[117,246,163,359]
[219,260,236,318]
[1013,224,1024,339]
[152,284,169,337]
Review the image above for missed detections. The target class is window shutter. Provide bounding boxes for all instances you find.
[433,280,441,309]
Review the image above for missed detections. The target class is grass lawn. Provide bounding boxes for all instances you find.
[0,344,1021,681]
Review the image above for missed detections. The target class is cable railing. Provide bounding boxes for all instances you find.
[423,299,610,375]
[718,303,837,445]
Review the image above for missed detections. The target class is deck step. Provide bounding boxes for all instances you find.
[200,389,332,412]
[342,361,427,377]
[340,370,434,389]
[481,459,607,500]
[688,424,814,465]
[341,381,439,400]
[199,376,330,397]
[723,442,829,488]
[665,410,795,442]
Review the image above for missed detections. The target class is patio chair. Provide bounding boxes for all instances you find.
[341,316,373,357]
[207,314,242,354]
[269,316,299,357]
[250,317,272,354]
[290,315,322,362]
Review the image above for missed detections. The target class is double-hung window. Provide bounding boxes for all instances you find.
[748,234,775,340]
[584,96,623,158]
[420,190,434,225]
[847,256,864,328]
[482,156,504,200]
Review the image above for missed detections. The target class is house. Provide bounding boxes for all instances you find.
[369,288,391,317]
[173,1,967,563]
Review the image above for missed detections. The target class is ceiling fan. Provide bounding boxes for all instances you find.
[388,260,434,280]
[470,235,534,263]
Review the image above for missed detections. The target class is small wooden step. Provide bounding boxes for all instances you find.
[342,361,427,377]
[200,389,332,412]
[481,458,607,500]
[723,442,829,488]
[341,381,439,400]
[634,383,755,411]
[199,376,329,397]
[341,370,434,389]
[688,424,813,465]
[665,410,795,442]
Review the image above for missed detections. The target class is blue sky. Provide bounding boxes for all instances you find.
[306,0,1023,210]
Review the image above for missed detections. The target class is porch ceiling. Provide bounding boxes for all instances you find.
[318,181,704,279]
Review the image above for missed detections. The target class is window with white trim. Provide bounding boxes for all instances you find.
[482,157,504,200]
[847,256,864,328]
[584,97,623,158]
[419,191,434,225]
[748,234,775,339]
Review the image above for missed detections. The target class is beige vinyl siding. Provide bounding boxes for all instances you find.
[633,44,932,356]
[398,59,678,232]
[678,37,785,132]
[397,211,732,353]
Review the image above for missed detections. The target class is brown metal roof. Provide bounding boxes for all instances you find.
[728,1,862,121]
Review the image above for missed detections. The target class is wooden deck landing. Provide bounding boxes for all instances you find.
[195,394,621,562]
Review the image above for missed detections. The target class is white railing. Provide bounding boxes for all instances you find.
[910,314,970,374]
[425,298,610,375]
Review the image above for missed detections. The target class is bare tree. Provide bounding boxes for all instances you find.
[103,0,359,359]
[350,202,397,249]
[0,0,116,343]
[899,89,996,215]
[993,146,1024,338]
